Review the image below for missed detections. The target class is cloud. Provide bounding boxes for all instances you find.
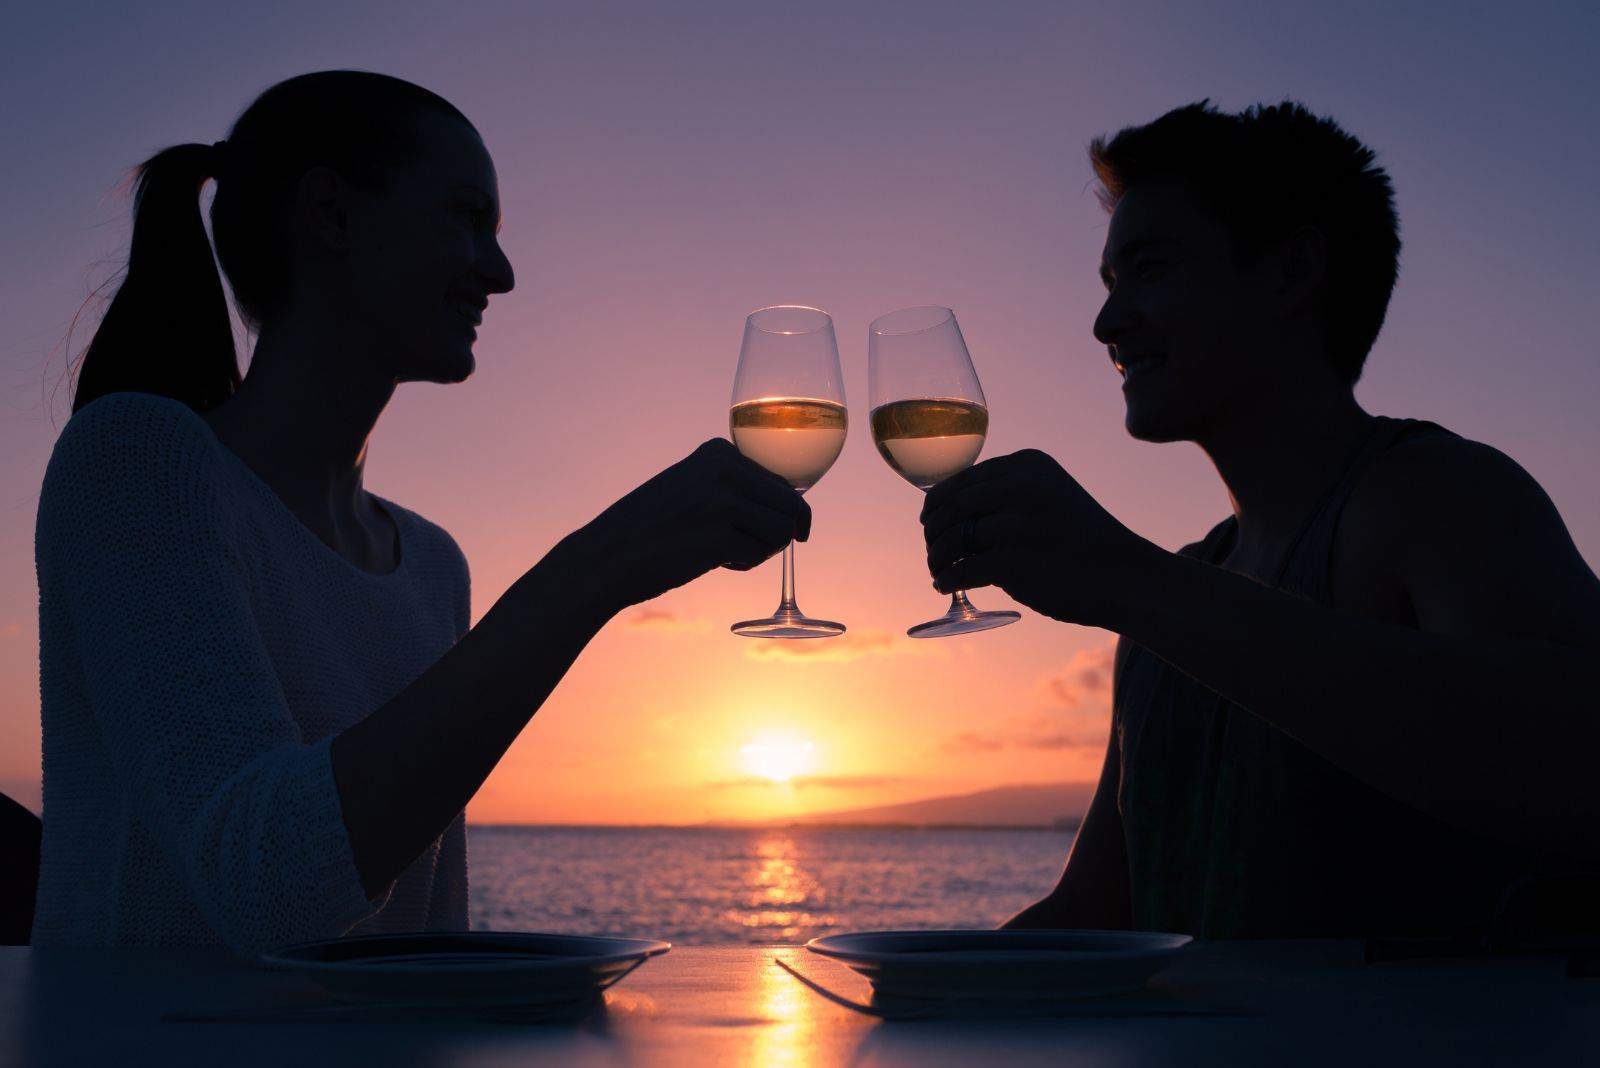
[623,607,709,633]
[1039,642,1115,710]
[939,642,1116,756]
[940,731,1006,754]
[743,629,942,664]
[1015,727,1108,751]
[708,774,908,790]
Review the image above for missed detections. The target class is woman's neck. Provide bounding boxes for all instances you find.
[204,317,396,530]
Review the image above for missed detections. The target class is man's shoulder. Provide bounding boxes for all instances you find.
[1343,428,1555,549]
[1334,424,1593,629]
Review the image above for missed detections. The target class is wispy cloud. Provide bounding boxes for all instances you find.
[708,774,908,790]
[940,731,1006,754]
[742,629,943,664]
[940,641,1115,756]
[623,607,709,633]
[1038,643,1115,711]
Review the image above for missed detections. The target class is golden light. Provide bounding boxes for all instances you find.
[740,734,816,784]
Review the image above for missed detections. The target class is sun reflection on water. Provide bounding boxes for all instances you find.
[723,834,838,942]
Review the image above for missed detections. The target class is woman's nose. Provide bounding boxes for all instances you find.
[482,239,515,295]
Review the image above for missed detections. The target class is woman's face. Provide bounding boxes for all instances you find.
[345,110,515,385]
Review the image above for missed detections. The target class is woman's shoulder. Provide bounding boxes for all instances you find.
[40,392,229,529]
[50,391,219,474]
[377,498,468,578]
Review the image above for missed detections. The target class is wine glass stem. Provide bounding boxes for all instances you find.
[779,540,798,614]
[950,589,977,616]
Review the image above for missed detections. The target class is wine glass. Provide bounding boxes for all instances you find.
[729,305,848,639]
[868,306,1020,638]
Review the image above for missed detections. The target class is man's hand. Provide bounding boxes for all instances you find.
[920,449,1149,625]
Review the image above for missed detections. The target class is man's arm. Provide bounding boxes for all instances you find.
[1101,439,1600,859]
[1003,722,1131,929]
[923,443,1600,863]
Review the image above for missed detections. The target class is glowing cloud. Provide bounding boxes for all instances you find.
[742,629,943,664]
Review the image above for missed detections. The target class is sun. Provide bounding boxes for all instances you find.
[740,733,816,784]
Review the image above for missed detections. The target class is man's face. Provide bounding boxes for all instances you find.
[1093,181,1278,443]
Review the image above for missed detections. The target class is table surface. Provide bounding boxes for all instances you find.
[1,939,1594,1066]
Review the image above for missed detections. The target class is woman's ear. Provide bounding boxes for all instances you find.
[294,166,355,254]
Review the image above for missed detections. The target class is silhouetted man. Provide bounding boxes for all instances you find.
[921,101,1600,938]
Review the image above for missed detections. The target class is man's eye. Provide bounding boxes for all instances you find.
[1136,260,1168,281]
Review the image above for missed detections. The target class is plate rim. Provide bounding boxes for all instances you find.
[260,931,673,974]
[805,928,1192,966]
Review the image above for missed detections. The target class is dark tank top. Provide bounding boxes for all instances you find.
[1116,417,1532,938]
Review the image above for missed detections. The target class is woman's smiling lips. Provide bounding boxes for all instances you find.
[448,296,485,326]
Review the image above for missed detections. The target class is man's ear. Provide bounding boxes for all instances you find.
[294,166,355,253]
[1281,225,1327,311]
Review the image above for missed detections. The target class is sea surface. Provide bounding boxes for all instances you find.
[467,824,1076,945]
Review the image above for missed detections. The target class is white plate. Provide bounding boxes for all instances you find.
[806,929,1192,1001]
[260,932,671,1007]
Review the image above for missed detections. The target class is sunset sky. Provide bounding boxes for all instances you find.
[1,2,1596,823]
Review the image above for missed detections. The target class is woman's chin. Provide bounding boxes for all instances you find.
[400,351,475,385]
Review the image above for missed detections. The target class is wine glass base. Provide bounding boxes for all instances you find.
[907,608,1020,639]
[732,613,846,639]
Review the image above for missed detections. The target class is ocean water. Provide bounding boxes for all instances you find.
[467,824,1076,945]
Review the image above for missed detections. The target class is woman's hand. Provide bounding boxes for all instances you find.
[920,449,1150,626]
[564,439,811,614]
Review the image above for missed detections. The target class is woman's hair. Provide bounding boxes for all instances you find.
[71,71,473,414]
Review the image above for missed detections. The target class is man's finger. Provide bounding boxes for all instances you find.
[922,475,1031,540]
[926,512,1021,576]
[931,552,999,594]
[920,453,1027,515]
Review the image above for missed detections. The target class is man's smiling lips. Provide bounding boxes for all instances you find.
[1111,351,1168,385]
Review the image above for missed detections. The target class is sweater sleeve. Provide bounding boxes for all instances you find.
[36,394,381,954]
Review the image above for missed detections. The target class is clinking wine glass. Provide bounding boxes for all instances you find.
[868,306,1020,638]
[729,305,848,638]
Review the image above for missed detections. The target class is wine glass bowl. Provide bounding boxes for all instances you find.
[730,306,848,639]
[868,306,1020,639]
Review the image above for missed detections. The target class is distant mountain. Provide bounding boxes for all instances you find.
[765,782,1097,828]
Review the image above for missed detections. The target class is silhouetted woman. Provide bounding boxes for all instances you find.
[33,71,807,952]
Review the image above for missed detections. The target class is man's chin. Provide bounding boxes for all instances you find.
[1123,402,1195,444]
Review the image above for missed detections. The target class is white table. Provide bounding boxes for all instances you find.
[1,940,1593,1066]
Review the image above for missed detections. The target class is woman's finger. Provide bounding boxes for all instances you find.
[720,455,812,541]
[710,526,780,571]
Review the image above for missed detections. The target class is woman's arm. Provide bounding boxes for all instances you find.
[333,438,809,897]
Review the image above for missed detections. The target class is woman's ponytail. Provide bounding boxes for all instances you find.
[71,142,239,414]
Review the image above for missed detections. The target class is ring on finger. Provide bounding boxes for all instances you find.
[960,516,980,559]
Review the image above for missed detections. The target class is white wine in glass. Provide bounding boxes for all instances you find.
[868,306,1020,639]
[729,306,848,639]
[870,398,988,489]
[730,398,848,490]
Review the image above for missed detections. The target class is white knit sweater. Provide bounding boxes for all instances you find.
[33,392,471,953]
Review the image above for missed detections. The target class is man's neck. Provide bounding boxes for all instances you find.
[1197,385,1374,550]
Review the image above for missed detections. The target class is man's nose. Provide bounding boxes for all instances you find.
[1092,289,1138,346]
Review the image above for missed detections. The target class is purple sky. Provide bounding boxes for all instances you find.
[1,2,1595,819]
